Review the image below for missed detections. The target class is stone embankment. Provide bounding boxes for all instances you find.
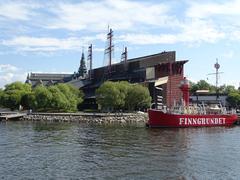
[20,112,148,125]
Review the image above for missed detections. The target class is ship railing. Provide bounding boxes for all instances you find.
[160,104,236,115]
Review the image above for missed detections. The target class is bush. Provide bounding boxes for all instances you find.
[227,92,240,108]
[96,81,151,112]
[0,82,84,112]
[125,84,151,111]
[96,81,121,111]
[1,82,32,110]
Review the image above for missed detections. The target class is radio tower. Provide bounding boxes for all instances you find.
[214,59,220,91]
[207,59,224,100]
[104,28,114,73]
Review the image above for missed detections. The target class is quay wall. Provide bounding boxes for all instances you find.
[20,112,148,125]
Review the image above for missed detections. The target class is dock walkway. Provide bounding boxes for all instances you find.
[0,112,27,121]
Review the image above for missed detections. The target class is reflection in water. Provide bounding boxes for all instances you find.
[0,121,240,179]
[33,122,71,132]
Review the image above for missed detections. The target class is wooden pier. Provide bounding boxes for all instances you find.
[0,112,27,121]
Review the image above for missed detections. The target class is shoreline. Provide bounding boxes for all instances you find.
[20,112,148,125]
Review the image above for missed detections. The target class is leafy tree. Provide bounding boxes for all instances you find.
[227,92,240,108]
[0,88,3,107]
[4,81,32,92]
[56,83,84,111]
[96,81,121,111]
[96,81,151,111]
[21,92,36,110]
[1,82,32,110]
[115,81,130,109]
[0,81,84,112]
[32,84,83,112]
[218,85,236,94]
[125,84,151,111]
[48,86,69,111]
[33,85,52,111]
[190,80,215,93]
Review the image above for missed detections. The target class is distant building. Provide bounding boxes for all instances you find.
[26,73,73,87]
[190,92,229,107]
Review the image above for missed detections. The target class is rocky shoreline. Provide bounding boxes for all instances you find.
[20,112,148,125]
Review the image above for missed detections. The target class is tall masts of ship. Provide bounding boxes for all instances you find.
[121,47,128,71]
[104,28,114,73]
[121,47,127,62]
[87,44,93,80]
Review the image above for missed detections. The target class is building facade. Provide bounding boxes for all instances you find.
[26,51,188,109]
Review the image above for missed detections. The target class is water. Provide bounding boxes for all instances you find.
[0,121,240,179]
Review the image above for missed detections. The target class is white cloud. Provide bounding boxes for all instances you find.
[0,2,39,20]
[179,19,225,44]
[231,30,240,41]
[186,0,240,18]
[47,0,171,31]
[1,35,105,52]
[118,33,177,45]
[0,64,26,88]
[118,19,224,45]
[222,50,234,59]
[0,0,239,52]
[0,64,18,73]
[184,0,240,44]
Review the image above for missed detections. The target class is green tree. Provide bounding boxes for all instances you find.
[34,85,52,111]
[125,84,151,111]
[56,83,83,111]
[96,81,151,112]
[190,80,215,93]
[96,81,121,111]
[115,81,130,109]
[0,88,3,107]
[227,92,240,108]
[20,92,36,110]
[48,86,69,111]
[1,82,32,110]
[219,85,236,94]
[0,81,84,112]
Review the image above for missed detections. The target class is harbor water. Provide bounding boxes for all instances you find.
[0,121,240,179]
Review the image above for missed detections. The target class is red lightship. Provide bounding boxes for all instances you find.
[147,77,238,128]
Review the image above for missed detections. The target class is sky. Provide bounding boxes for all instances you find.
[0,0,240,88]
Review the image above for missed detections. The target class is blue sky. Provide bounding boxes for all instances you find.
[0,0,239,88]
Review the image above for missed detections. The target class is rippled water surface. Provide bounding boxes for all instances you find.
[0,121,240,179]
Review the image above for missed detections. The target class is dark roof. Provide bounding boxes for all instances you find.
[29,73,72,81]
[93,51,177,71]
[126,51,175,63]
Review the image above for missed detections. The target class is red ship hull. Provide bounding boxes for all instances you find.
[147,109,238,128]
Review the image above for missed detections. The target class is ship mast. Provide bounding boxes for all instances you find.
[104,28,114,73]
[87,44,93,80]
[121,47,127,63]
[121,47,128,71]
